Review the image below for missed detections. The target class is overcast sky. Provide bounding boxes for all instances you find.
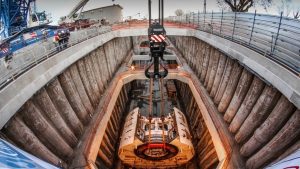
[36,0,300,24]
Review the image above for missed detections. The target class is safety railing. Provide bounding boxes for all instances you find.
[0,26,112,90]
[167,12,300,76]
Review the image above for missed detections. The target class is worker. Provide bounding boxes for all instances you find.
[41,29,48,42]
[53,28,70,52]
[1,42,12,69]
[53,33,60,52]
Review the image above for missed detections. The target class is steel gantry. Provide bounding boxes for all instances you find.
[0,0,34,39]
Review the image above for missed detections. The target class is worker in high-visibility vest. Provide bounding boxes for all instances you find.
[53,28,70,52]
[53,33,60,52]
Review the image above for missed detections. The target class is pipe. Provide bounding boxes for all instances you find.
[148,0,151,26]
[204,48,214,88]
[33,88,78,147]
[3,116,66,167]
[210,54,226,98]
[223,69,253,123]
[200,45,211,82]
[246,109,300,169]
[161,0,164,27]
[229,77,265,133]
[207,50,220,92]
[68,65,94,116]
[90,51,104,94]
[218,62,242,113]
[46,78,83,138]
[22,101,73,159]
[77,59,99,108]
[240,95,295,157]
[84,56,101,104]
[59,71,90,125]
[235,86,280,143]
[158,0,161,24]
[213,58,234,104]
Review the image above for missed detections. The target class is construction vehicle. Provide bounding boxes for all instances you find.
[0,0,51,39]
[0,0,60,59]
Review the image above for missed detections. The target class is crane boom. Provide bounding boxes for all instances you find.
[67,0,89,19]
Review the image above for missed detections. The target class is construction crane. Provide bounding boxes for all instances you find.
[0,0,50,39]
[0,0,34,39]
[59,0,89,30]
[0,0,59,59]
[145,0,168,79]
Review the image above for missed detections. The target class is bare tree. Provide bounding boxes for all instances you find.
[276,0,292,17]
[175,9,184,16]
[217,0,272,12]
[293,10,300,19]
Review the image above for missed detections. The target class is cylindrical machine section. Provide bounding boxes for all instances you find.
[228,77,265,133]
[21,101,74,160]
[33,88,78,147]
[68,64,94,116]
[224,69,253,123]
[59,70,90,125]
[2,116,66,168]
[245,109,300,169]
[218,62,243,113]
[235,86,280,143]
[46,78,83,138]
[210,53,226,98]
[213,58,234,105]
[240,95,295,157]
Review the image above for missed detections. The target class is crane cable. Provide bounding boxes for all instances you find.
[148,78,153,145]
[159,77,166,146]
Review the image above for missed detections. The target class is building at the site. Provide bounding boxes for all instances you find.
[79,4,123,24]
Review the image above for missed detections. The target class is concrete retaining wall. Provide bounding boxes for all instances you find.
[173,36,300,169]
[0,37,132,167]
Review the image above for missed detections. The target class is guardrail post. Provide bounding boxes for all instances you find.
[211,10,214,34]
[186,14,188,24]
[249,10,257,45]
[198,10,200,29]
[272,12,283,55]
[192,12,194,26]
[232,12,237,40]
[190,12,192,25]
[204,11,206,31]
[220,10,223,36]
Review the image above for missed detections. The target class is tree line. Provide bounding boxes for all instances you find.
[175,0,300,19]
